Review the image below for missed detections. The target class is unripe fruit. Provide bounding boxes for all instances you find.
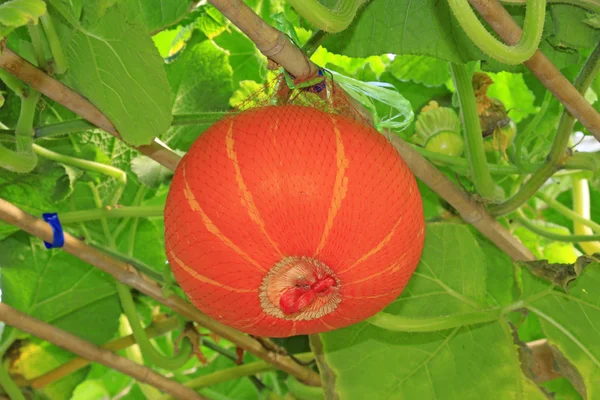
[425,131,465,157]
[415,101,464,157]
[164,105,425,337]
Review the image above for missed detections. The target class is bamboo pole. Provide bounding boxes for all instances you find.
[0,48,181,171]
[0,303,205,400]
[0,197,322,387]
[29,316,181,389]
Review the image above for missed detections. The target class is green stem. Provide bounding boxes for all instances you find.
[302,30,328,57]
[33,143,127,203]
[40,14,67,74]
[0,364,25,400]
[536,192,600,233]
[450,63,503,201]
[571,177,600,254]
[413,144,598,175]
[128,215,140,257]
[0,69,27,97]
[90,243,165,283]
[158,352,314,400]
[489,40,600,216]
[114,186,149,242]
[26,22,48,71]
[0,328,17,358]
[287,0,367,33]
[367,308,506,332]
[53,205,164,225]
[115,283,193,370]
[89,182,116,249]
[514,209,600,242]
[35,120,93,138]
[0,114,225,139]
[33,144,126,184]
[172,113,227,126]
[0,89,40,173]
[515,90,553,172]
[448,0,546,65]
[32,120,93,138]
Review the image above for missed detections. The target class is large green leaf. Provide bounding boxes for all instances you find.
[163,31,233,151]
[53,3,173,146]
[549,5,600,49]
[521,263,600,398]
[486,72,536,123]
[388,55,450,87]
[124,0,192,34]
[321,0,482,63]
[213,28,267,86]
[316,224,543,399]
[0,232,120,344]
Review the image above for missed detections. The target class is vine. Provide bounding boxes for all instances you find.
[450,63,504,202]
[40,14,67,74]
[0,363,25,400]
[116,283,194,371]
[366,303,522,332]
[514,209,600,242]
[287,0,367,33]
[448,0,546,65]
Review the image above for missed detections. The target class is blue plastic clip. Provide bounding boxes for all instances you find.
[42,213,65,249]
[312,68,327,93]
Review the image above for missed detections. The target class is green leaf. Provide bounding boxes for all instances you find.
[0,159,74,240]
[163,32,233,151]
[321,0,482,63]
[389,55,450,87]
[317,224,538,399]
[0,232,121,344]
[117,219,167,272]
[0,0,46,37]
[60,4,173,146]
[549,5,600,49]
[521,262,600,398]
[51,163,83,203]
[474,232,518,307]
[328,69,414,132]
[123,0,192,34]
[229,80,263,108]
[542,377,584,400]
[416,179,443,221]
[130,155,175,188]
[213,28,266,86]
[486,72,536,123]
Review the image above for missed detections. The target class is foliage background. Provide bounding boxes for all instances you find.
[0,0,599,399]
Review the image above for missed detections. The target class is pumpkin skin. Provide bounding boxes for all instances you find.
[164,105,425,338]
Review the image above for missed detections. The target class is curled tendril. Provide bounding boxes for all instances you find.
[448,0,546,65]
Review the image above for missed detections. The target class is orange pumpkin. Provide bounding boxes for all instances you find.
[164,105,425,337]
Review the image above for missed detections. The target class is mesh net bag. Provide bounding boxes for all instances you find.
[164,71,425,338]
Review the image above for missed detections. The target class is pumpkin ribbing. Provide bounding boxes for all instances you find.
[164,105,425,337]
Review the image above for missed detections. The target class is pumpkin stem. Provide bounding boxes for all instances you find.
[279,275,337,314]
[259,256,342,320]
